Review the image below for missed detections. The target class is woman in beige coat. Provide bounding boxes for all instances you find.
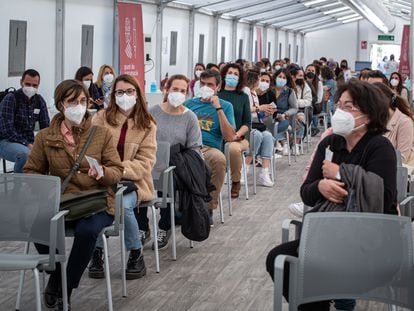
[90,74,157,280]
[24,79,124,309]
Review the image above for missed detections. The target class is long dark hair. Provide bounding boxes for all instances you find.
[272,68,295,89]
[305,64,320,92]
[106,74,155,130]
[374,82,413,121]
[389,72,406,96]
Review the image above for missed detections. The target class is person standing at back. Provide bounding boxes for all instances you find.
[0,69,50,173]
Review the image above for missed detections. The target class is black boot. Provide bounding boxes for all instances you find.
[43,277,58,308]
[126,249,146,280]
[88,247,104,279]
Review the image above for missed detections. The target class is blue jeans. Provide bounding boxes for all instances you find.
[96,191,142,251]
[334,299,356,310]
[275,120,290,141]
[252,130,274,159]
[0,139,30,173]
[35,211,114,292]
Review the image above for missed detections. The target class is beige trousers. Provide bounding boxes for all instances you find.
[228,139,249,183]
[202,146,226,210]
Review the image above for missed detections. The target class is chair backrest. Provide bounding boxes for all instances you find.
[396,165,408,203]
[0,174,64,254]
[293,212,414,309]
[395,149,403,167]
[152,141,171,190]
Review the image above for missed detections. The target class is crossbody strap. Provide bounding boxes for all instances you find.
[61,125,97,194]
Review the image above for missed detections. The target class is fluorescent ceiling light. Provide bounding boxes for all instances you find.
[342,16,363,23]
[323,6,349,14]
[303,0,330,6]
[319,2,342,8]
[337,13,359,20]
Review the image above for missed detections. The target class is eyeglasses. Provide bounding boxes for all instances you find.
[114,88,136,97]
[64,98,88,107]
[335,100,359,112]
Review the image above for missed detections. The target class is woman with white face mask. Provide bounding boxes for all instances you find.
[136,75,202,249]
[94,64,117,109]
[190,63,206,97]
[266,79,398,311]
[389,71,409,102]
[74,66,101,109]
[91,74,157,280]
[24,79,124,309]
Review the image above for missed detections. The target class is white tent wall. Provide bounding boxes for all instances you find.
[64,0,113,81]
[304,17,408,70]
[193,13,214,69]
[237,22,250,61]
[217,19,233,63]
[0,0,56,107]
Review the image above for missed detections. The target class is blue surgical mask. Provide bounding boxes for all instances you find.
[225,74,239,88]
[276,77,287,88]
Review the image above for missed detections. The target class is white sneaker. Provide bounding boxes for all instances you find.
[282,144,289,156]
[275,142,283,152]
[274,153,283,159]
[288,202,304,218]
[240,165,252,184]
[258,171,274,187]
[292,144,301,155]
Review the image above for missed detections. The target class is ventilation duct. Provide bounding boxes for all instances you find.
[340,0,395,33]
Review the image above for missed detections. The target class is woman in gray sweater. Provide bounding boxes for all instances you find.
[137,74,202,249]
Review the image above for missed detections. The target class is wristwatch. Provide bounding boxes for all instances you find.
[255,106,260,113]
[335,171,341,180]
[216,107,223,111]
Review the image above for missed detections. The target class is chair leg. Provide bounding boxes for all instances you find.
[286,132,291,166]
[33,268,42,311]
[270,156,275,184]
[219,192,224,224]
[226,166,232,216]
[252,156,257,195]
[120,228,127,297]
[242,154,249,200]
[170,203,176,260]
[15,242,30,310]
[60,261,69,311]
[189,240,194,248]
[150,205,160,273]
[102,234,114,311]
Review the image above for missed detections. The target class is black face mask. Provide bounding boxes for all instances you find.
[306,72,315,79]
[296,79,304,86]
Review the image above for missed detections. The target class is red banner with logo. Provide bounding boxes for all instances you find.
[117,3,145,90]
[399,25,410,80]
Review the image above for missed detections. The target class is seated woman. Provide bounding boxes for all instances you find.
[137,74,202,249]
[389,71,409,102]
[374,82,414,166]
[94,64,116,109]
[190,63,205,97]
[74,66,101,109]
[90,74,157,280]
[24,80,123,309]
[218,63,251,199]
[243,69,275,187]
[266,80,397,311]
[272,68,298,155]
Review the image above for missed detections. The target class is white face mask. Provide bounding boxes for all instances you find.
[103,73,114,84]
[258,81,270,92]
[390,79,399,87]
[195,70,203,78]
[83,80,91,89]
[199,85,215,100]
[115,94,136,112]
[168,92,186,108]
[331,108,365,137]
[64,104,86,125]
[274,65,281,71]
[22,86,38,99]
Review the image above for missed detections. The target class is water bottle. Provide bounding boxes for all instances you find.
[150,81,157,93]
[258,111,266,121]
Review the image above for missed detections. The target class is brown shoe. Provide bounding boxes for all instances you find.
[231,181,241,198]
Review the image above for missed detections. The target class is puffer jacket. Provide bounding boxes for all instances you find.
[24,113,124,215]
[92,109,157,202]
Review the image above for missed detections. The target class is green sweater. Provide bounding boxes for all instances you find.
[218,90,251,131]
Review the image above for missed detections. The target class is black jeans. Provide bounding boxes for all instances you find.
[266,239,331,311]
[135,191,172,231]
[35,211,113,296]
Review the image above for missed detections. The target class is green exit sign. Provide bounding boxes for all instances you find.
[378,34,395,41]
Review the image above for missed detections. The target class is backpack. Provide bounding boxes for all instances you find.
[0,87,16,103]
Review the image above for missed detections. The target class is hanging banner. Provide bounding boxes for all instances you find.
[117,3,145,90]
[399,25,410,80]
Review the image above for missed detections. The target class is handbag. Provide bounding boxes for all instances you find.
[59,126,109,221]
[112,180,138,194]
[251,122,267,132]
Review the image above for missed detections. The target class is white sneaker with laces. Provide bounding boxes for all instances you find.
[240,165,252,184]
[292,144,301,155]
[258,170,274,187]
[282,144,289,156]
[288,202,304,218]
[275,141,283,152]
[274,153,283,159]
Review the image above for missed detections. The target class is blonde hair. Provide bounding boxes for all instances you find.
[95,64,116,88]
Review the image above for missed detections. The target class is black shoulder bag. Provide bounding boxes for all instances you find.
[59,126,109,221]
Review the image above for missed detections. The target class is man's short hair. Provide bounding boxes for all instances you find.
[200,69,221,86]
[21,69,40,81]
[368,70,389,86]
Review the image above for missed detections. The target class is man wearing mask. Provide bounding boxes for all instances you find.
[185,69,236,225]
[0,69,50,173]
